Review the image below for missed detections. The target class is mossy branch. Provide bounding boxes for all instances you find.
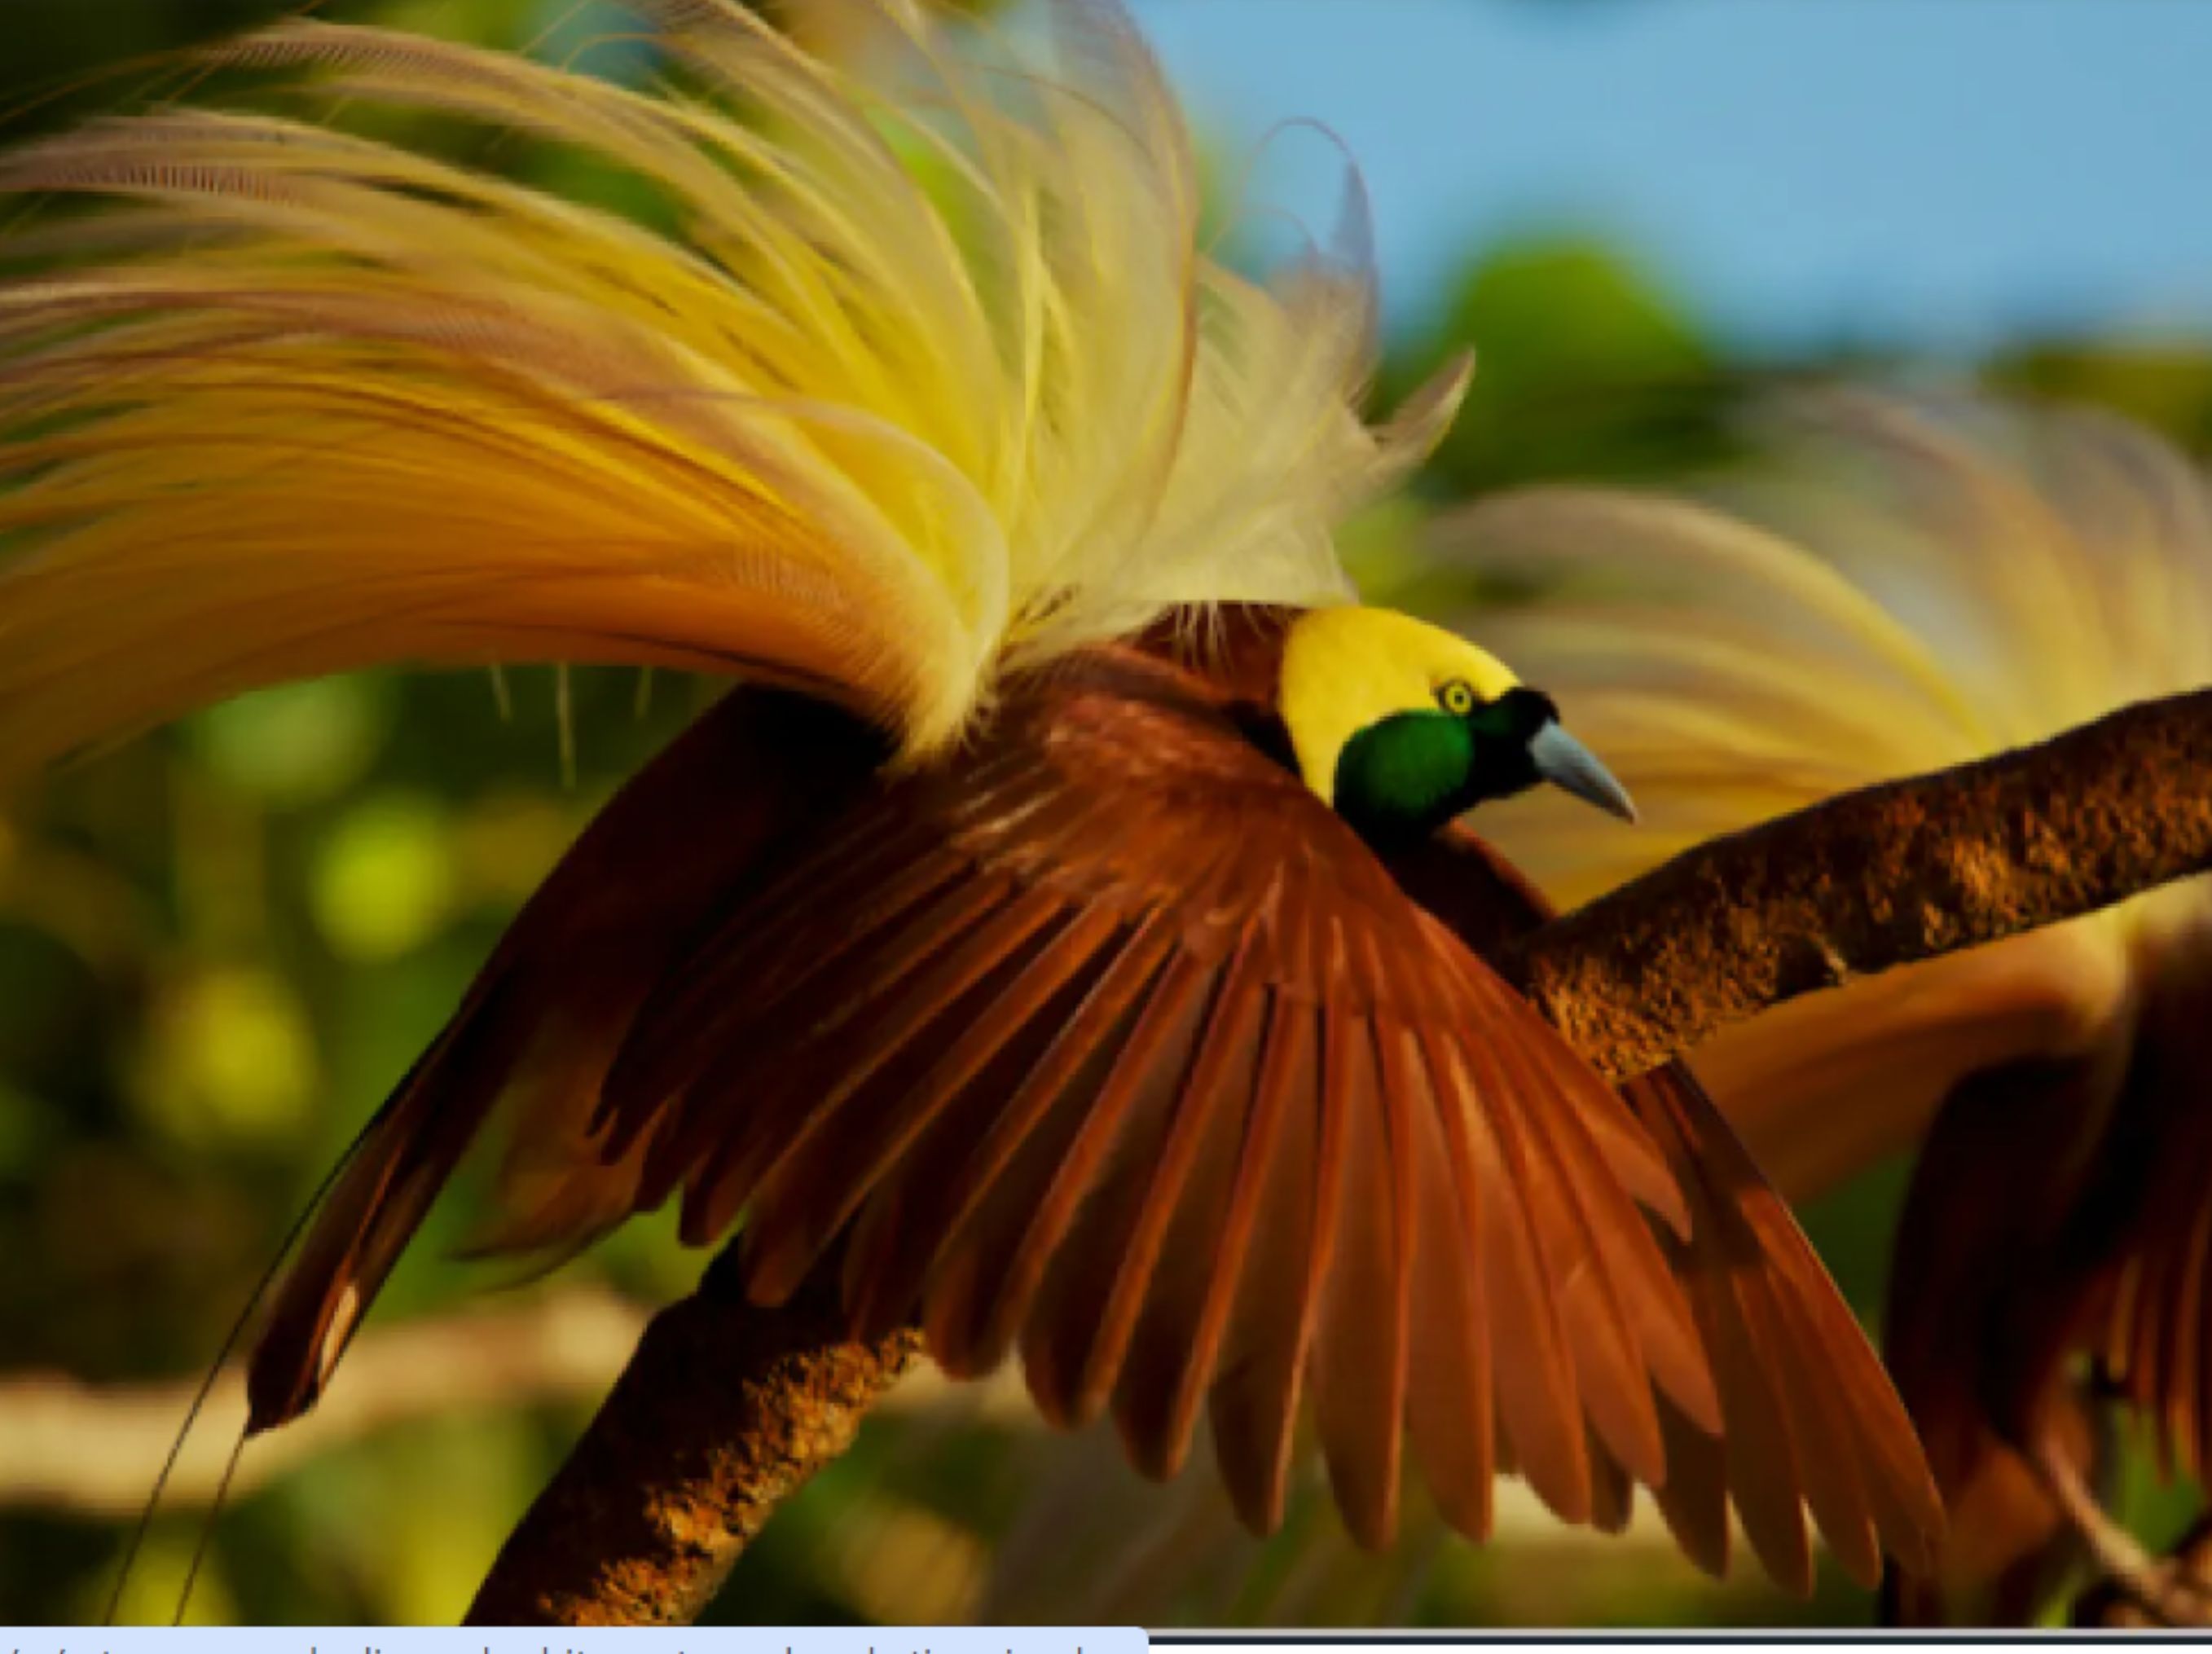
[466,688,2212,1627]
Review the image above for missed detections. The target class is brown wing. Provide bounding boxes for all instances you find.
[1386,825,1945,1590]
[589,644,1717,1547]
[245,688,884,1429]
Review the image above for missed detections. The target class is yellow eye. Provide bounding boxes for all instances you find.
[1436,679,1476,716]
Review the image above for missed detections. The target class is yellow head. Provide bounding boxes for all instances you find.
[1278,605,1636,842]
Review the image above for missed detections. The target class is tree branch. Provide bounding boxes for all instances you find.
[465,1247,921,1627]
[1508,688,2212,1078]
[3,1289,644,1517]
[464,687,2212,1627]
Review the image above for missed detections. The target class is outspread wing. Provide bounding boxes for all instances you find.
[581,645,1717,1547]
[1386,825,1945,1589]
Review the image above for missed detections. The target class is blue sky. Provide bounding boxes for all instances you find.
[1124,0,2212,357]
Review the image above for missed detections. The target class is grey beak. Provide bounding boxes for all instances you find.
[1528,721,1638,823]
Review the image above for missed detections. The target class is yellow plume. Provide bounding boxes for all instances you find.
[1436,389,2212,905]
[0,0,1466,776]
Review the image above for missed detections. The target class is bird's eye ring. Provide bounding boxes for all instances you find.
[1436,679,1477,716]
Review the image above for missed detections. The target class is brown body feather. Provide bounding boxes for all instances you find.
[246,610,1938,1577]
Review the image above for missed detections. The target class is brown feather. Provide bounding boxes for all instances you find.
[838,904,1128,1341]
[1018,948,1217,1424]
[1090,934,1272,1433]
[738,886,1076,1302]
[1133,986,1308,1479]
[1396,1015,1497,1538]
[1588,1426,1636,1536]
[1436,1029,1593,1524]
[1310,1004,1410,1546]
[1650,1392,1734,1579]
[918,924,1180,1372]
[1509,1080,1669,1490]
[1206,1003,1329,1532]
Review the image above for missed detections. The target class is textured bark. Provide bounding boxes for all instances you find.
[1507,688,2212,1080]
[468,687,2212,1627]
[465,1248,921,1627]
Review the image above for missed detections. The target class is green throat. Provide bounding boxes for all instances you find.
[1333,710,1479,842]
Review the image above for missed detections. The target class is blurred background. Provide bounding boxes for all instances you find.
[4,0,2210,1629]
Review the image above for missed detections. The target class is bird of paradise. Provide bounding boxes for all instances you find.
[1443,389,2212,1621]
[0,0,1940,1601]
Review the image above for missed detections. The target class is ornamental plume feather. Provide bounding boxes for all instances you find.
[1447,389,2212,894]
[0,0,1462,775]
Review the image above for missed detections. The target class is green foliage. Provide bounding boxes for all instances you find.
[1388,235,1736,496]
